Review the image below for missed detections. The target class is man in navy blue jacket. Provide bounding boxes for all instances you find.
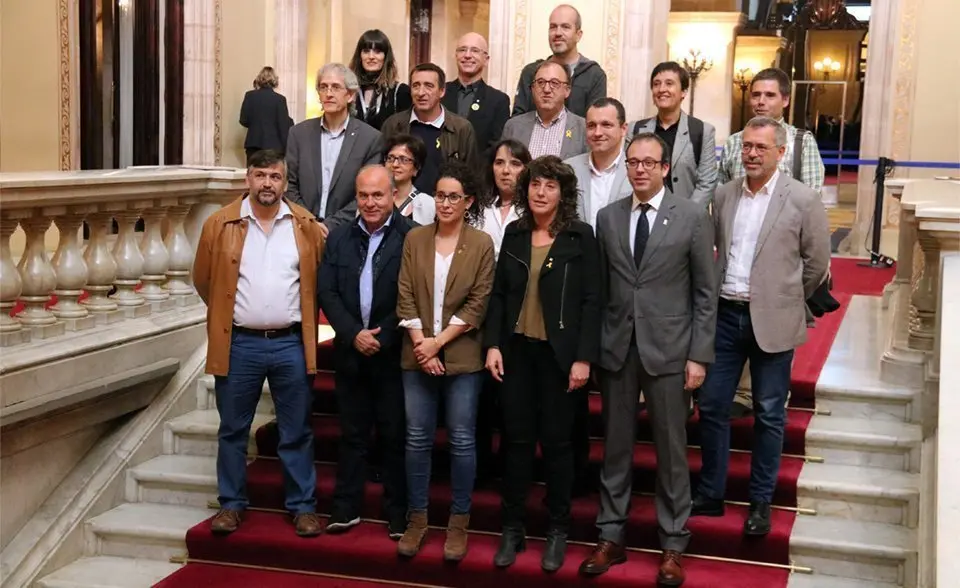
[317,165,415,539]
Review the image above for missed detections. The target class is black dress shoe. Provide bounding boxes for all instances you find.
[690,493,725,517]
[493,527,526,568]
[541,530,567,573]
[744,502,772,536]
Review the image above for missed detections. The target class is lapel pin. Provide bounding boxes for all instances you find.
[436,138,441,149]
[546,258,554,269]
[471,102,480,111]
[565,129,573,139]
[663,218,669,226]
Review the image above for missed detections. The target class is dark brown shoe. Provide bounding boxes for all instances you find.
[578,539,626,576]
[657,550,685,586]
[294,513,324,537]
[210,509,241,535]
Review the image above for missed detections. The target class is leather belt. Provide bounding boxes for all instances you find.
[720,297,750,308]
[232,323,301,339]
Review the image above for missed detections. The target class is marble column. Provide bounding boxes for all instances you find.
[485,0,515,96]
[619,0,671,121]
[111,210,146,307]
[82,211,120,313]
[183,0,217,165]
[274,0,308,123]
[164,202,197,298]
[16,217,58,327]
[0,218,23,334]
[910,229,940,351]
[138,208,172,301]
[50,212,91,320]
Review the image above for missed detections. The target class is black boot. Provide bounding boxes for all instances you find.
[493,526,526,568]
[541,529,567,573]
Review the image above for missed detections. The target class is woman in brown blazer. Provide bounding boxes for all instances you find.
[395,160,495,562]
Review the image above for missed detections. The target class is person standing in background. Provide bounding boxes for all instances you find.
[348,30,413,131]
[382,134,436,226]
[240,67,294,165]
[481,139,531,259]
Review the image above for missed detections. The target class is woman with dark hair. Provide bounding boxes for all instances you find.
[481,139,531,259]
[348,29,412,130]
[383,133,436,225]
[395,160,495,562]
[239,66,293,164]
[483,155,601,572]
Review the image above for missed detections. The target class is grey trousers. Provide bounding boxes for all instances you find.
[596,347,691,552]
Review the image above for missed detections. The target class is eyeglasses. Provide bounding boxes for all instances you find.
[434,192,465,204]
[317,83,347,94]
[532,78,567,91]
[741,142,776,155]
[625,158,663,171]
[455,47,487,56]
[385,154,415,165]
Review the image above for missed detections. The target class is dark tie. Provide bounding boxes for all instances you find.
[633,203,651,268]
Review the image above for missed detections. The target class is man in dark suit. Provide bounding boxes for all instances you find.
[579,133,717,585]
[441,32,510,156]
[287,63,383,236]
[239,67,293,164]
[317,164,415,540]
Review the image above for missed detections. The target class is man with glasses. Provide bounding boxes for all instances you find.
[512,4,607,117]
[381,63,480,195]
[287,63,383,237]
[580,133,716,585]
[502,61,586,160]
[318,165,416,539]
[441,32,510,156]
[692,117,829,536]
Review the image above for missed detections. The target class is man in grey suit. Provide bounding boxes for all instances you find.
[565,97,633,229]
[286,62,383,236]
[502,61,587,160]
[627,62,717,208]
[579,133,717,586]
[691,117,829,536]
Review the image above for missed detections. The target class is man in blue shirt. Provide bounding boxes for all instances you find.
[317,165,415,539]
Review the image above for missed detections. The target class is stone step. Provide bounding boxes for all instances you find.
[791,515,916,587]
[35,556,182,588]
[805,415,921,472]
[163,409,273,457]
[815,380,916,423]
[787,572,900,588]
[798,462,919,527]
[126,454,216,508]
[84,503,208,562]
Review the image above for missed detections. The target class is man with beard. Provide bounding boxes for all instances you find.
[512,4,607,117]
[692,117,829,536]
[193,149,327,538]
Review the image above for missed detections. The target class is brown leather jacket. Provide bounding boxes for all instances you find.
[193,196,325,376]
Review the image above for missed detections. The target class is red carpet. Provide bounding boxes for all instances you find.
[829,257,895,296]
[155,563,405,587]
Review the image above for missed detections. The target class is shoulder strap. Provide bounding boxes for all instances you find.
[687,116,704,167]
[792,130,805,179]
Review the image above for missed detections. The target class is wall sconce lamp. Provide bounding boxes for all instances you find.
[678,49,713,117]
[814,57,842,80]
[733,67,754,129]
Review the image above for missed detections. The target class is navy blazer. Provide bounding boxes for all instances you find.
[317,209,415,371]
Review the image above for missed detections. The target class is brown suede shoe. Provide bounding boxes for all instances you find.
[210,509,241,535]
[578,539,627,576]
[657,550,685,586]
[293,513,324,537]
[443,513,470,562]
[397,511,429,558]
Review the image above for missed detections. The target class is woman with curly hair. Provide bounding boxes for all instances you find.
[395,160,495,562]
[483,155,601,572]
[348,30,412,130]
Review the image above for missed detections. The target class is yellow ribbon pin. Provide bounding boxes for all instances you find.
[565,130,572,139]
[546,258,554,269]
[471,103,480,111]
[436,138,441,149]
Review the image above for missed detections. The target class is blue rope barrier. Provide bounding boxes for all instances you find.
[820,158,960,169]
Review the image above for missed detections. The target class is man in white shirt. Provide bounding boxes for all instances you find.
[193,149,327,538]
[692,117,829,536]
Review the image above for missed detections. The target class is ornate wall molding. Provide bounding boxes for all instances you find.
[57,0,78,170]
[890,0,919,163]
[602,0,622,101]
[511,0,528,85]
[213,0,223,165]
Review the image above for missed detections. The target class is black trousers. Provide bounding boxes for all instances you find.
[500,335,576,531]
[332,353,406,524]
[476,371,502,481]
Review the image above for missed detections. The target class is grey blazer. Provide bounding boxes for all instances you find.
[713,175,830,353]
[501,110,587,161]
[564,152,633,228]
[627,112,718,207]
[285,116,383,231]
[595,193,717,375]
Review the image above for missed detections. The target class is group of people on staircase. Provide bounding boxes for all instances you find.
[208,4,832,586]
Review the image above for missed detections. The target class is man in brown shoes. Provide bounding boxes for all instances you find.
[195,149,326,538]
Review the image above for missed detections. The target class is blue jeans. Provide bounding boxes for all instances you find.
[402,369,482,515]
[696,301,794,504]
[214,331,316,514]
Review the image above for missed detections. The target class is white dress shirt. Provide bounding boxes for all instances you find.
[398,251,467,334]
[628,187,665,257]
[588,152,621,229]
[481,201,520,260]
[721,171,779,300]
[319,116,348,217]
[233,198,302,329]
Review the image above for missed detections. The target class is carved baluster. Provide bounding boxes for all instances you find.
[50,212,90,320]
[111,209,145,306]
[164,202,196,298]
[0,218,23,333]
[16,216,58,326]
[909,231,940,351]
[139,207,171,301]
[82,211,119,312]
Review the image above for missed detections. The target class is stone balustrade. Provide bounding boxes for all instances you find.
[0,167,246,347]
